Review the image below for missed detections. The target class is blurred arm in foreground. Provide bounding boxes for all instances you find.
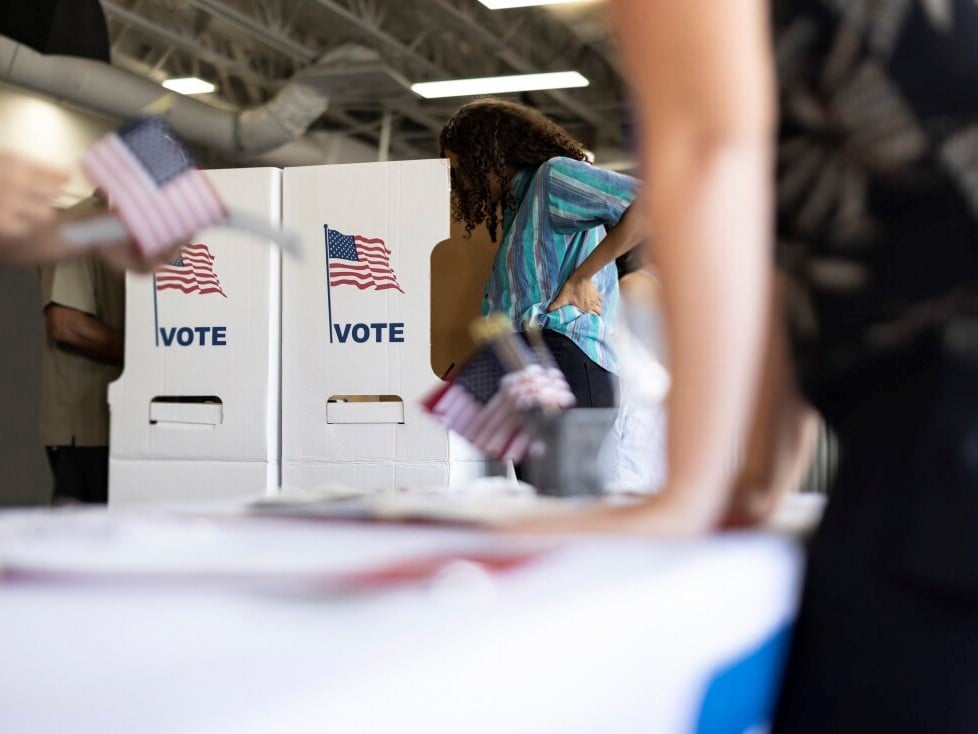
[513,0,778,535]
[0,152,172,271]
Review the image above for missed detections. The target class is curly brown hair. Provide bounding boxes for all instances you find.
[439,98,588,242]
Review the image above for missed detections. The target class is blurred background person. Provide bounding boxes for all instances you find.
[39,195,125,504]
[602,246,669,493]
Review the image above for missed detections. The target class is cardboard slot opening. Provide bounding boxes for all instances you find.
[326,395,404,424]
[149,396,224,427]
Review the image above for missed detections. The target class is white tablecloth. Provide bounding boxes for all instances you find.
[0,507,804,733]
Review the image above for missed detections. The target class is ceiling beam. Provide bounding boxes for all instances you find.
[182,0,318,63]
[102,0,278,92]
[425,0,610,136]
[308,0,445,76]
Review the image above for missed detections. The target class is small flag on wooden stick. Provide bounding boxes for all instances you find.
[422,318,575,461]
[81,117,226,257]
[66,117,300,258]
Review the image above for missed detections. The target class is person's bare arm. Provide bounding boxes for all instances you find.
[725,284,819,525]
[619,267,661,308]
[0,152,72,266]
[0,152,67,240]
[0,188,141,269]
[513,0,777,535]
[45,304,124,366]
[0,164,173,271]
[548,203,645,315]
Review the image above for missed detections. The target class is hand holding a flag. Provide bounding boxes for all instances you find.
[74,117,226,260]
[68,117,300,261]
[2,116,297,269]
[60,192,183,273]
[0,151,67,242]
[94,233,183,274]
[0,154,176,270]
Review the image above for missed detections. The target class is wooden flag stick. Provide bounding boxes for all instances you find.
[523,323,559,369]
[470,315,534,372]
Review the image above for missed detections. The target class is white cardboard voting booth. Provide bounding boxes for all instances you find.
[108,167,282,504]
[282,159,488,490]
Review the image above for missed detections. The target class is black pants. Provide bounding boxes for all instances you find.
[538,329,617,409]
[45,445,109,504]
[515,330,617,480]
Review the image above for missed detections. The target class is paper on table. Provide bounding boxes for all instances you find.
[251,484,593,527]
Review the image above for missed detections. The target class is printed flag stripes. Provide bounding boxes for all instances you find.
[82,117,226,256]
[155,243,226,296]
[326,228,404,293]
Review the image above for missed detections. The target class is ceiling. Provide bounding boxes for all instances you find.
[101,0,630,163]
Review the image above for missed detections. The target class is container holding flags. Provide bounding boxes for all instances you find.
[281,159,492,491]
[421,322,576,463]
[420,318,611,497]
[108,167,283,505]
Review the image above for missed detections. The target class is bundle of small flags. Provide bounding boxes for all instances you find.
[422,318,575,461]
[81,117,227,256]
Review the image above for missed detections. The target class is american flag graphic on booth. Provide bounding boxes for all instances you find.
[82,117,226,256]
[155,243,226,297]
[326,227,404,293]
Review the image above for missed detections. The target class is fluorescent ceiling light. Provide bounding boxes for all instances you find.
[479,0,581,10]
[162,77,216,95]
[411,71,588,99]
[479,0,589,8]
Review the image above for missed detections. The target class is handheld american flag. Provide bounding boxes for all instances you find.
[326,227,403,293]
[81,118,227,256]
[155,243,226,297]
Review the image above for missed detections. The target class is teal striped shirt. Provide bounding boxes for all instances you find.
[482,156,639,374]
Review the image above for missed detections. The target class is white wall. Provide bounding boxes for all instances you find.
[0,80,119,203]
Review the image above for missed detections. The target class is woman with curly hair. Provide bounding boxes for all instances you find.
[440,98,645,413]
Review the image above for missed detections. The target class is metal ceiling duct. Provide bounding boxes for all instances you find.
[0,34,329,155]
